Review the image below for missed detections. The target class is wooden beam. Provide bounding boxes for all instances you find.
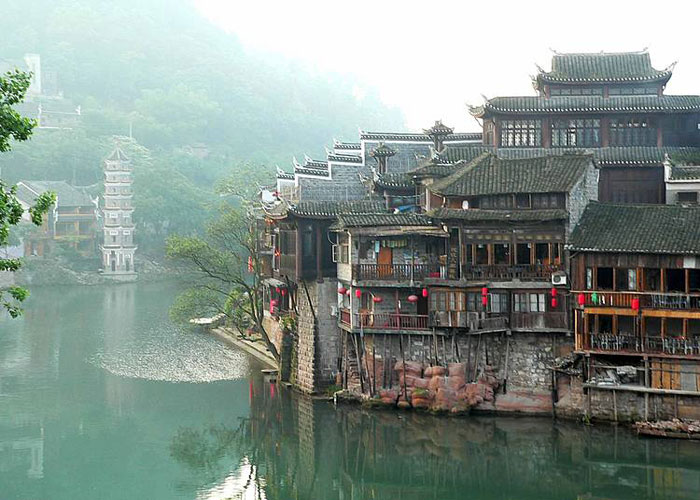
[642,309,700,319]
[585,307,638,317]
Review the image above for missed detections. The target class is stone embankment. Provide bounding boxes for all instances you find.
[370,361,500,414]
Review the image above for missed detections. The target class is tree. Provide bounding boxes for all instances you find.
[0,70,55,317]
[166,203,279,361]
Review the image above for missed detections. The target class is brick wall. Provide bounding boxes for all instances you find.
[296,279,342,393]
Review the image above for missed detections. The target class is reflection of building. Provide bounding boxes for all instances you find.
[100,147,137,280]
[16,180,99,256]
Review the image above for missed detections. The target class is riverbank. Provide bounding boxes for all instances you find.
[212,327,278,369]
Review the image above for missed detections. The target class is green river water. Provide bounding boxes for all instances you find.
[1,283,699,500]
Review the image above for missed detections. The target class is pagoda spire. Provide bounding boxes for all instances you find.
[423,120,454,152]
[369,142,395,174]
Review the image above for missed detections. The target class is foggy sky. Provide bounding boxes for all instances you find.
[194,0,700,133]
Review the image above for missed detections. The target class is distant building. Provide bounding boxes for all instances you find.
[15,180,99,257]
[100,147,137,279]
[664,155,700,205]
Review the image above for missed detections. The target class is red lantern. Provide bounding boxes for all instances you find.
[346,289,351,296]
[481,295,488,307]
[577,293,585,307]
[338,287,347,295]
[631,297,640,311]
[422,288,429,298]
[481,287,488,296]
[372,296,383,303]
[281,288,287,296]
[275,287,281,294]
[407,295,419,303]
[271,299,279,307]
[355,289,362,298]
[551,297,558,308]
[551,287,557,298]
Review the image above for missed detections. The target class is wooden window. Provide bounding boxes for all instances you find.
[515,194,530,208]
[529,293,545,312]
[489,293,508,313]
[535,243,549,265]
[500,120,542,147]
[475,244,488,265]
[494,244,510,265]
[597,267,614,290]
[551,119,601,147]
[609,117,657,146]
[645,268,661,291]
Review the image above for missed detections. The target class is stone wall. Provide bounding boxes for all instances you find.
[566,159,599,239]
[345,330,568,414]
[296,278,342,393]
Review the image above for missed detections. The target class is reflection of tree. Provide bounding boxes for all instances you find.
[170,424,239,474]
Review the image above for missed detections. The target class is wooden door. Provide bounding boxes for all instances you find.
[378,247,392,278]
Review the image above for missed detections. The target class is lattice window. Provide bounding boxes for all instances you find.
[552,118,601,147]
[500,120,542,147]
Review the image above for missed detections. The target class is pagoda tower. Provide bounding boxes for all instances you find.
[100,147,137,280]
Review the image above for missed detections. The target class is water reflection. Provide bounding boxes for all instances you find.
[176,377,700,500]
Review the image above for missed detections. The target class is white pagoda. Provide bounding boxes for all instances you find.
[100,147,137,280]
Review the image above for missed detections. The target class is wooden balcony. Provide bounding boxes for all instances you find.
[461,263,563,281]
[353,263,440,281]
[585,333,700,357]
[511,311,568,330]
[576,291,700,310]
[339,310,430,332]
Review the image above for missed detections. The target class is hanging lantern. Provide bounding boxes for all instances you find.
[355,289,362,298]
[372,296,383,303]
[551,287,557,298]
[275,286,281,294]
[338,287,347,295]
[407,295,419,303]
[422,288,429,298]
[281,288,287,296]
[481,287,488,296]
[631,297,640,311]
[551,297,558,308]
[346,289,351,296]
[271,299,279,307]
[577,293,585,307]
[481,295,488,307]
[591,292,598,304]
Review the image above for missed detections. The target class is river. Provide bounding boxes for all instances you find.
[1,283,699,499]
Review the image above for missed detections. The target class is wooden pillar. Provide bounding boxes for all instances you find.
[661,268,666,292]
[601,118,610,147]
[612,315,618,335]
[685,269,690,294]
[657,125,663,148]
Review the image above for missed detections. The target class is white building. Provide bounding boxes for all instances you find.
[100,147,137,279]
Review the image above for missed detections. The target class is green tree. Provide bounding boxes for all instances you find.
[0,70,55,317]
[166,203,279,361]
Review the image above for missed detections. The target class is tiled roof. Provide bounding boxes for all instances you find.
[497,147,700,167]
[438,145,496,164]
[288,200,386,219]
[369,142,396,158]
[360,131,482,142]
[478,95,700,115]
[294,167,329,177]
[327,153,363,164]
[670,165,700,181]
[374,172,414,190]
[18,180,94,207]
[430,153,593,197]
[429,207,568,222]
[538,51,672,85]
[333,140,361,150]
[333,213,434,228]
[424,120,454,137]
[568,202,700,254]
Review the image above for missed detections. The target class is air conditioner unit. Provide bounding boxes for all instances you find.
[551,272,567,286]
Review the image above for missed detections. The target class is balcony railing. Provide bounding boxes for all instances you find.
[576,291,700,310]
[587,333,700,356]
[341,312,430,331]
[461,264,563,281]
[353,263,439,281]
[511,311,568,330]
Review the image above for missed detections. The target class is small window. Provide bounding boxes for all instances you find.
[628,269,637,291]
[586,268,593,289]
[515,194,530,208]
[678,192,698,205]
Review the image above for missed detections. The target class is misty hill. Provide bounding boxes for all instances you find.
[0,0,404,254]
